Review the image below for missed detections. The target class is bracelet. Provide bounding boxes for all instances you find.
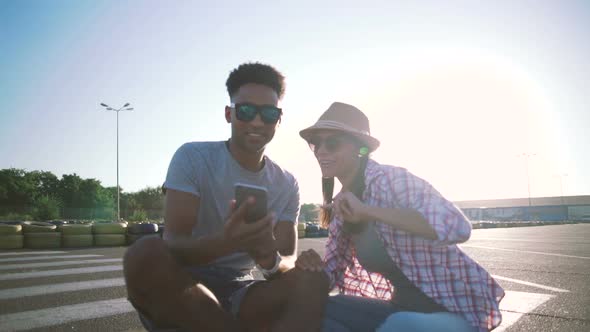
[256,252,281,277]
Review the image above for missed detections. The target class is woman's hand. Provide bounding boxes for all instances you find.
[295,249,325,272]
[334,192,369,224]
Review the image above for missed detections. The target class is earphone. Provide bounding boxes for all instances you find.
[359,146,369,157]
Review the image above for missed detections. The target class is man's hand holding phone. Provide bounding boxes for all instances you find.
[223,184,276,262]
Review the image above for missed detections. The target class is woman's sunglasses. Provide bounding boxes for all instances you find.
[231,103,283,124]
[307,135,349,154]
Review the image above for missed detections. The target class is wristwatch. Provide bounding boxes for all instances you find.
[256,251,281,278]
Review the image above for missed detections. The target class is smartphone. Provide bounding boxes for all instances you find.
[234,183,268,223]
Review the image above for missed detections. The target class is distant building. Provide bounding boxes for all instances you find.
[454,195,590,221]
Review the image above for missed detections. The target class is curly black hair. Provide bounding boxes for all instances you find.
[226,62,285,100]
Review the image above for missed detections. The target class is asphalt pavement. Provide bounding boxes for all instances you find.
[0,224,588,331]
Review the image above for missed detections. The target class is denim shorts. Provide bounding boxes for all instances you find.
[132,265,260,332]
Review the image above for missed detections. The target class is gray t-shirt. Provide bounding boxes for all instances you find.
[163,141,300,272]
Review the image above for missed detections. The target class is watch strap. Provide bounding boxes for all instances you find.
[256,252,281,277]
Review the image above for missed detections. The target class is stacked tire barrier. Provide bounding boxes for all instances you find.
[305,223,320,238]
[59,224,94,248]
[297,223,306,238]
[93,222,127,247]
[23,221,61,249]
[0,221,24,249]
[49,220,69,226]
[0,221,165,249]
[126,223,159,245]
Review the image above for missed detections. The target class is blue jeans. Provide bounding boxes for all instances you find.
[322,295,477,332]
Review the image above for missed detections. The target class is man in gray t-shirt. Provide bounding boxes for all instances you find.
[123,62,328,332]
[164,140,300,272]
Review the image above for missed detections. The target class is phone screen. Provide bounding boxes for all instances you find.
[235,183,268,223]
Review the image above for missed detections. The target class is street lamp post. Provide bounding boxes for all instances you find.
[553,173,569,204]
[554,173,569,221]
[518,152,536,220]
[100,102,134,221]
[518,153,536,220]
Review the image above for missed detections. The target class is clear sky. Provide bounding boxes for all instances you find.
[1,0,589,204]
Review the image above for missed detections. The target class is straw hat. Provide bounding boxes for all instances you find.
[299,102,380,152]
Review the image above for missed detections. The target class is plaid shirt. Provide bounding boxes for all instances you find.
[324,159,505,331]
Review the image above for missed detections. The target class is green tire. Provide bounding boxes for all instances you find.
[24,232,61,249]
[0,224,22,235]
[126,233,158,245]
[0,235,24,249]
[127,223,158,235]
[62,235,94,248]
[58,224,93,235]
[94,234,126,247]
[93,223,127,235]
[23,221,57,233]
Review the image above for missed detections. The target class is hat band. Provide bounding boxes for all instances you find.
[312,120,370,136]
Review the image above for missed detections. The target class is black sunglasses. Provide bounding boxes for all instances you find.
[307,135,350,154]
[231,103,283,124]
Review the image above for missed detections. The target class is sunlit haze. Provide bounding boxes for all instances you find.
[1,0,588,204]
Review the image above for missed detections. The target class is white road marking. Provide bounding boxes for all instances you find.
[0,246,569,330]
[0,254,103,263]
[0,290,554,331]
[0,251,66,256]
[492,275,569,293]
[0,278,125,300]
[0,297,134,331]
[496,290,555,331]
[469,237,587,243]
[460,244,590,260]
[0,258,122,271]
[0,265,123,281]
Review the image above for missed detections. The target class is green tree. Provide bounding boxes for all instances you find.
[33,195,61,221]
[58,174,114,219]
[0,168,37,207]
[0,168,164,221]
[28,171,60,198]
[299,203,319,222]
[57,173,83,208]
[127,186,164,219]
[128,209,148,222]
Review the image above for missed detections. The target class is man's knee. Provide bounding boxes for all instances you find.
[123,235,175,298]
[123,235,167,280]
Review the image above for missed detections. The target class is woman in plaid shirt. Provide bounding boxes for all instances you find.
[296,102,504,332]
